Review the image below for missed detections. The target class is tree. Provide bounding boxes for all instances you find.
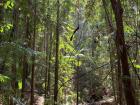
[54,0,60,104]
[110,0,137,105]
[30,0,37,104]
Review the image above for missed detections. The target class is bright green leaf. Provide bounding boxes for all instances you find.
[18,80,22,89]
[134,64,140,69]
[0,74,10,83]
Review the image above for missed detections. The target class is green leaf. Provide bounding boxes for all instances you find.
[75,61,82,67]
[0,74,10,83]
[0,27,4,32]
[11,1,14,7]
[134,64,140,69]
[18,80,22,89]
[6,23,13,29]
[4,0,14,9]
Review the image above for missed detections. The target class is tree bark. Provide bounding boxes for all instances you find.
[22,0,31,98]
[0,0,4,42]
[46,0,52,98]
[30,0,36,104]
[47,32,52,97]
[54,0,60,104]
[22,54,28,98]
[117,59,123,105]
[110,0,137,105]
[10,1,19,104]
[44,27,49,99]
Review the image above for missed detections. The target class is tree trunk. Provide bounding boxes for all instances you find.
[10,1,19,104]
[47,32,52,97]
[30,0,37,104]
[76,59,80,105]
[110,0,137,105]
[46,1,52,98]
[117,59,123,105]
[0,0,3,23]
[0,0,4,42]
[22,9,30,98]
[22,54,28,98]
[44,27,49,98]
[54,0,60,104]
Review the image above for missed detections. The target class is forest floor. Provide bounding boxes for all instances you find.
[84,96,115,105]
[33,95,115,105]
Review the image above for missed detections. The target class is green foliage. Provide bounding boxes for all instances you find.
[0,23,13,32]
[0,74,10,83]
[4,0,14,9]
[134,64,140,69]
[18,80,22,90]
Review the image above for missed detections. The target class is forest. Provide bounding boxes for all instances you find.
[0,0,140,105]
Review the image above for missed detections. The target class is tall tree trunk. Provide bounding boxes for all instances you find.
[22,8,31,98]
[42,0,48,99]
[10,1,19,104]
[0,0,4,42]
[30,0,36,104]
[47,32,52,97]
[44,29,49,98]
[46,0,52,98]
[117,58,123,105]
[22,54,28,98]
[54,0,60,104]
[76,59,80,105]
[110,0,137,105]
[0,0,3,23]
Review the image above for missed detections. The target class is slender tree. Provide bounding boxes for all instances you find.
[46,0,52,98]
[0,0,4,90]
[22,0,31,98]
[0,0,3,42]
[30,0,37,104]
[54,0,60,104]
[110,0,137,105]
[47,31,52,97]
